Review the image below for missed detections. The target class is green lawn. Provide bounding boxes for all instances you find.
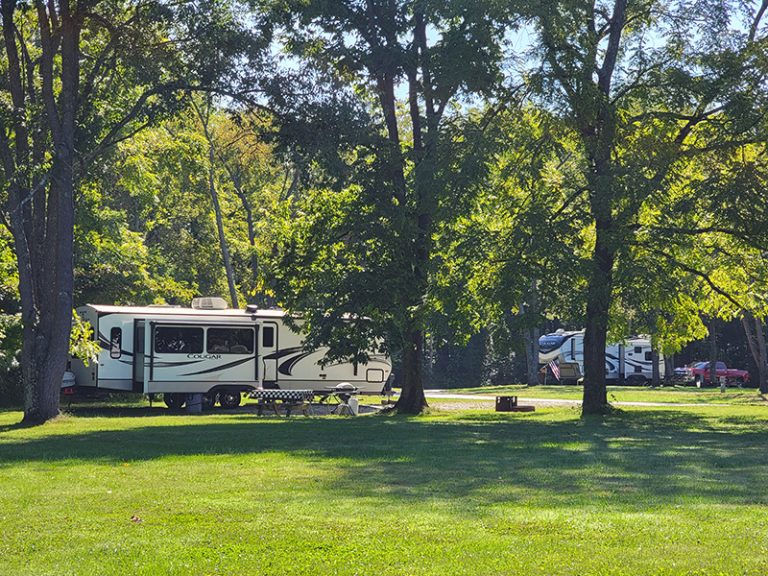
[441,383,768,405]
[2,405,768,575]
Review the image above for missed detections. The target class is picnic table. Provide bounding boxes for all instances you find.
[248,389,315,417]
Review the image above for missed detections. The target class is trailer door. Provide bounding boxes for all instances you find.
[261,322,278,384]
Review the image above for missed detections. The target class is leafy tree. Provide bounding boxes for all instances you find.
[0,0,268,424]
[521,0,768,414]
[268,0,509,412]
[433,106,590,385]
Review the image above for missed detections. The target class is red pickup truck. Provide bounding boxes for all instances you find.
[688,361,750,387]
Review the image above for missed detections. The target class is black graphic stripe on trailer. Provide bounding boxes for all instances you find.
[180,356,255,376]
[262,347,303,361]
[278,351,315,376]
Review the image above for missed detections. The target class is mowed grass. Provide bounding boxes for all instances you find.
[444,384,768,405]
[2,405,768,575]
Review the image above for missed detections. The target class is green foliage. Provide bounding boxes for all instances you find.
[433,107,591,340]
[0,231,22,407]
[265,0,512,379]
[269,184,398,361]
[72,107,288,308]
[69,311,100,368]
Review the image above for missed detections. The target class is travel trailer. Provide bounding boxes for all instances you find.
[68,298,392,408]
[538,329,664,384]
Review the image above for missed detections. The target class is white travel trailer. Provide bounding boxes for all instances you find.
[538,329,664,384]
[69,299,392,408]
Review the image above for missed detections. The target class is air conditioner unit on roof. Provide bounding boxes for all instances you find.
[191,297,228,310]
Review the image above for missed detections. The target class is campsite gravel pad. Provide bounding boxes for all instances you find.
[235,401,383,416]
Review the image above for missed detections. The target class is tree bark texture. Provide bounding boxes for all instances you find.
[521,282,541,386]
[709,319,718,386]
[651,347,661,387]
[396,327,428,413]
[581,220,614,414]
[389,6,442,414]
[664,354,674,386]
[523,325,541,386]
[742,313,768,393]
[571,0,626,415]
[1,0,79,424]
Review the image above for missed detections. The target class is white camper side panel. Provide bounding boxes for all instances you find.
[265,320,392,394]
[623,338,665,381]
[144,320,258,394]
[94,313,136,391]
[70,307,136,391]
[605,343,621,380]
[538,330,665,384]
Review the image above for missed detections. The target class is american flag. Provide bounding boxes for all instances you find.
[549,360,560,381]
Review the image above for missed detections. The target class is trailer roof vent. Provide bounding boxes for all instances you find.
[191,297,228,310]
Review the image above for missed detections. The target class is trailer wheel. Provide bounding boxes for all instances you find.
[219,390,241,409]
[626,375,647,387]
[164,393,186,410]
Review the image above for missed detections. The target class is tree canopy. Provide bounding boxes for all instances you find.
[1,0,767,421]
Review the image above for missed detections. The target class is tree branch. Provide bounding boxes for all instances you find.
[644,225,768,251]
[597,0,628,95]
[749,0,768,42]
[650,247,745,310]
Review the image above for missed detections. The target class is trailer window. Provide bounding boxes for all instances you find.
[262,326,275,348]
[207,328,254,354]
[645,351,653,361]
[110,328,122,359]
[634,346,643,354]
[154,326,204,354]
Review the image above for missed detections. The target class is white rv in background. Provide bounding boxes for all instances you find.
[538,329,664,384]
[69,298,392,408]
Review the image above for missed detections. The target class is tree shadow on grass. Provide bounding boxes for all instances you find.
[1,409,767,512]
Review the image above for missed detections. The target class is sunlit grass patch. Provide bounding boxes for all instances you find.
[1,405,768,574]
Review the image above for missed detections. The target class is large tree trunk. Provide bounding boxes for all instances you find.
[2,0,79,425]
[522,282,540,386]
[582,219,614,414]
[664,354,674,386]
[22,156,75,424]
[742,313,768,393]
[396,327,428,413]
[709,319,718,387]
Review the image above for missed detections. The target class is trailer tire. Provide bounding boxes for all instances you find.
[219,390,241,409]
[626,375,647,387]
[164,393,186,410]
